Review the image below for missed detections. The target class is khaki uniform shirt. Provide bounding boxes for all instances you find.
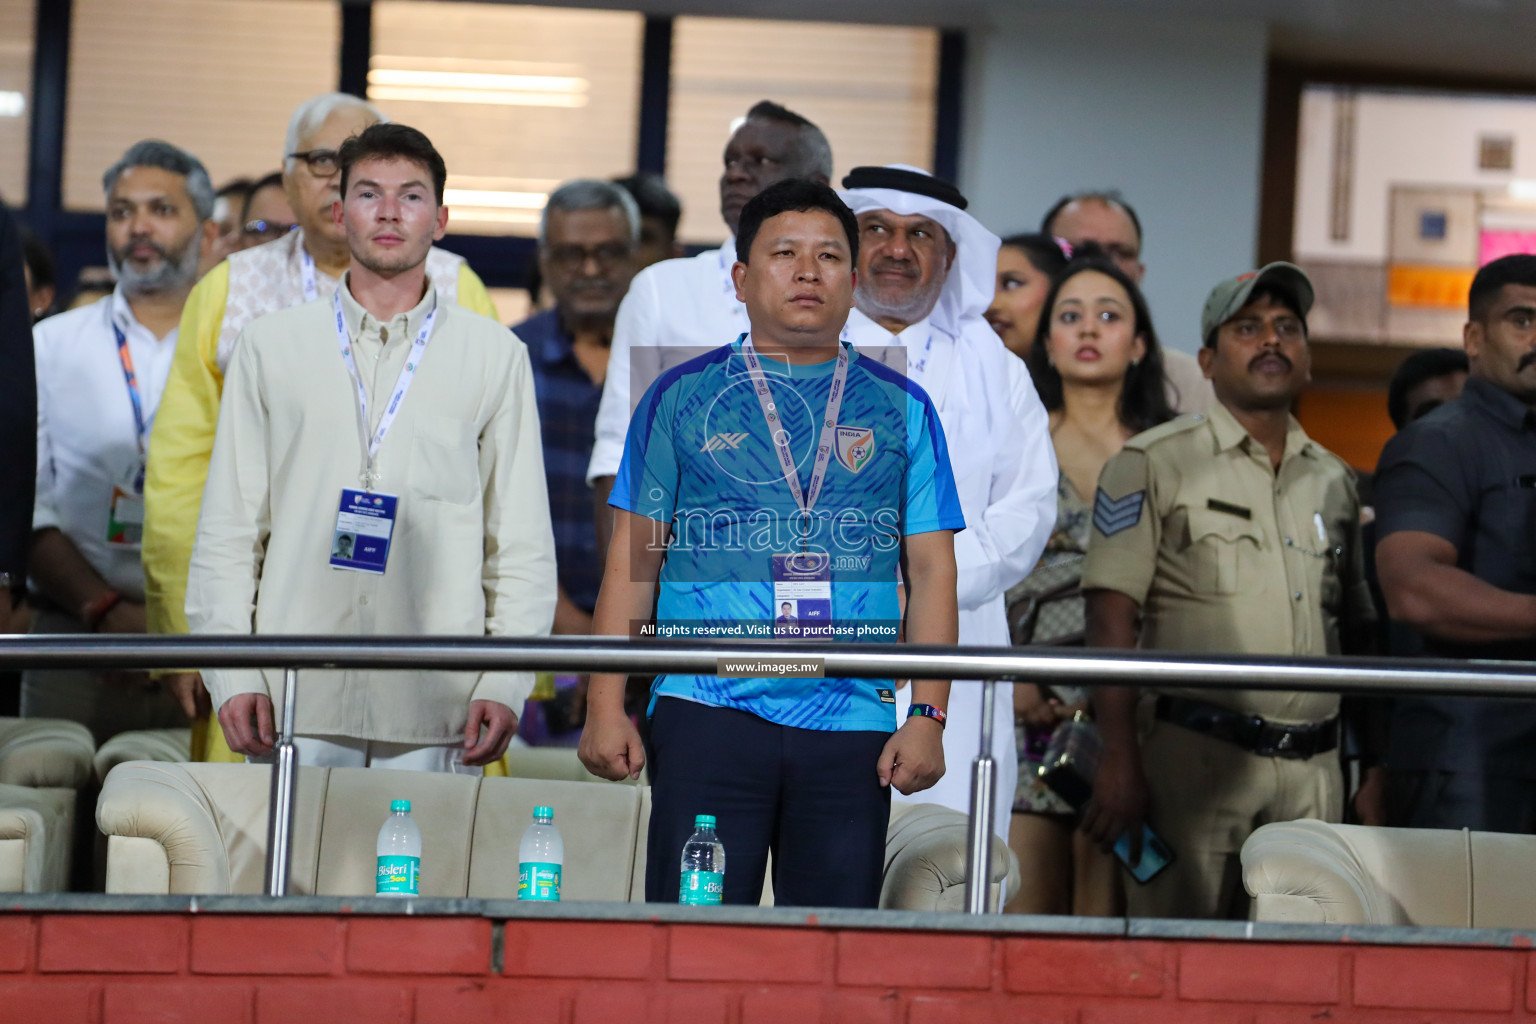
[187,277,557,743]
[1081,403,1373,724]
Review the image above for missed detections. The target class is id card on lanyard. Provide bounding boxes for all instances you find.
[741,336,847,638]
[328,287,438,574]
[106,319,150,546]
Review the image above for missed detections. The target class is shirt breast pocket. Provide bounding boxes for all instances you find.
[1308,519,1349,612]
[410,415,480,506]
[1184,507,1264,596]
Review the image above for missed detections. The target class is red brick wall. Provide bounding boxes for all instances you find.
[1,912,1533,1023]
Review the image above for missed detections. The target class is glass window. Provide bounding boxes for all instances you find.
[63,0,339,210]
[0,0,35,203]
[668,17,939,245]
[372,1,642,237]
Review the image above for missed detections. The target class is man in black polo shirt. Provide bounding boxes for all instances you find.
[1375,254,1536,831]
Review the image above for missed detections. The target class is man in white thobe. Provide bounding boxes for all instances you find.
[840,164,1058,841]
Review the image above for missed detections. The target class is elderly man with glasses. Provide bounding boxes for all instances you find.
[513,180,640,642]
[142,93,499,746]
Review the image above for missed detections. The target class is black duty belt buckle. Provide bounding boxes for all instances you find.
[1254,720,1307,759]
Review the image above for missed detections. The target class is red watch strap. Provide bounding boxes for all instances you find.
[81,589,123,631]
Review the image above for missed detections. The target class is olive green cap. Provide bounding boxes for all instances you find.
[1201,262,1314,345]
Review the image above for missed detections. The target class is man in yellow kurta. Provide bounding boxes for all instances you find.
[143,93,497,757]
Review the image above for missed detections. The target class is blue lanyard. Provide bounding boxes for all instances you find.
[111,320,150,455]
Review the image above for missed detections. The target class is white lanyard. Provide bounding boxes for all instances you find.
[300,249,320,303]
[333,288,438,488]
[740,336,848,520]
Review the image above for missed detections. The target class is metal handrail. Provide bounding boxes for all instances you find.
[7,634,1536,910]
[3,634,1536,695]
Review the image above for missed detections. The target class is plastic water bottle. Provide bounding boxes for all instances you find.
[376,799,421,898]
[518,805,563,901]
[679,813,725,905]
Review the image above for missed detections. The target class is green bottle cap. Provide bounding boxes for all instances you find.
[533,805,554,820]
[694,814,716,828]
[390,799,411,813]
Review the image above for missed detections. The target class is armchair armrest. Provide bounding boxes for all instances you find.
[881,803,1019,912]
[94,728,193,785]
[0,717,95,789]
[0,785,52,892]
[1242,818,1461,926]
[97,761,233,894]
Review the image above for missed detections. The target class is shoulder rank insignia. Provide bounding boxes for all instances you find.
[1093,488,1145,537]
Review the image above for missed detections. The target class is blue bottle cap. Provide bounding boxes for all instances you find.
[694,813,716,828]
[390,799,411,813]
[533,805,554,820]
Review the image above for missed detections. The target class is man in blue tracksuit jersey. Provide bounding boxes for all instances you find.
[579,179,964,908]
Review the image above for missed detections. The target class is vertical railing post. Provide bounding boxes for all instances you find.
[963,678,996,914]
[264,667,299,896]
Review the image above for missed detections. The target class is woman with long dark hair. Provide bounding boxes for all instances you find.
[984,233,1070,359]
[1005,247,1175,915]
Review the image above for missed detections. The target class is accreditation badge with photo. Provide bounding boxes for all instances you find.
[771,550,832,638]
[330,490,398,574]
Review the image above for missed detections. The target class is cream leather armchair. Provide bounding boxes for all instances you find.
[0,717,96,891]
[1243,818,1536,928]
[92,728,191,784]
[97,761,1016,910]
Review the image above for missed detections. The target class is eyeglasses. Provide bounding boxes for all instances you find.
[243,219,298,241]
[544,243,633,272]
[287,148,341,176]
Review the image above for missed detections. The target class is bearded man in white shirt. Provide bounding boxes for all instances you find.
[188,123,556,771]
[586,100,833,545]
[24,140,216,741]
[840,164,1059,841]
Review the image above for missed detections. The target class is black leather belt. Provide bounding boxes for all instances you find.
[1154,696,1337,760]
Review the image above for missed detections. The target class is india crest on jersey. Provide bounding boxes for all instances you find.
[835,426,875,474]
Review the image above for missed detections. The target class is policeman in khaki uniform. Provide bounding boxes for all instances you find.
[1079,262,1376,920]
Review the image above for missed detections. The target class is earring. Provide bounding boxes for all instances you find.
[1130,358,1141,368]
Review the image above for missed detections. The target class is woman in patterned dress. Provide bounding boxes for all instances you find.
[1002,245,1174,914]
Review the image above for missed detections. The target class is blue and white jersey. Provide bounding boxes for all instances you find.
[611,335,965,732]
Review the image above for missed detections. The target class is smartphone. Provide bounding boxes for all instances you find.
[1113,824,1176,884]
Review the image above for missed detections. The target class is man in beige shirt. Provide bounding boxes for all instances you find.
[1079,262,1375,919]
[187,123,555,771]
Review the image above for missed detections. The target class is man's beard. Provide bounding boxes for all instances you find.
[108,233,201,296]
[855,259,946,327]
[353,239,432,278]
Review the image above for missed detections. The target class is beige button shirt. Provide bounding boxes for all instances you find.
[187,277,557,743]
[1081,402,1374,724]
